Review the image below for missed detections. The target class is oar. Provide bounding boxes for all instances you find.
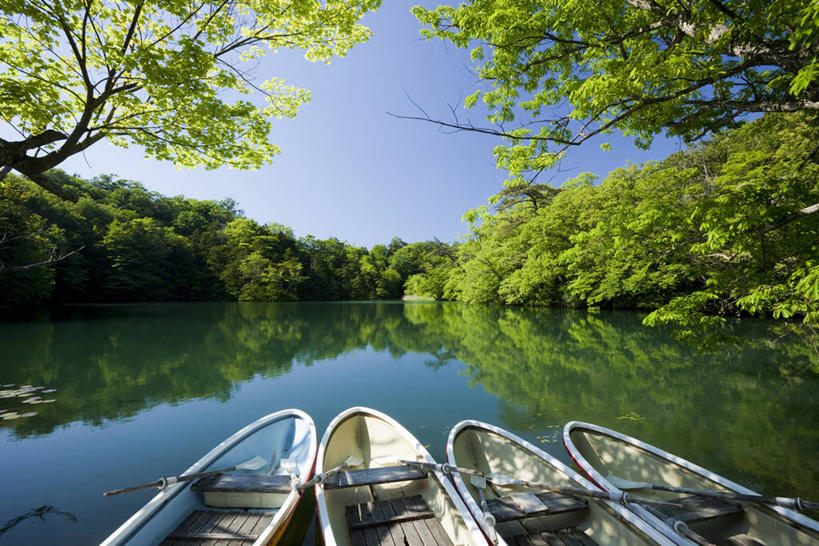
[399,460,679,507]
[470,475,499,545]
[641,502,715,546]
[608,475,819,512]
[103,455,268,497]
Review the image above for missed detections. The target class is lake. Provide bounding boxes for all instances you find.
[0,301,817,544]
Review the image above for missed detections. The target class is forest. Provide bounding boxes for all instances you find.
[1,113,817,344]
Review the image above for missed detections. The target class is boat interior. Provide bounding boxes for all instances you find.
[320,412,480,546]
[452,425,660,546]
[128,415,313,545]
[568,427,819,546]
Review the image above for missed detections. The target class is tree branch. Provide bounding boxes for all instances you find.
[0,245,85,274]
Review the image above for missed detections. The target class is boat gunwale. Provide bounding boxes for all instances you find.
[446,419,679,546]
[101,408,317,546]
[314,406,485,546]
[563,420,819,538]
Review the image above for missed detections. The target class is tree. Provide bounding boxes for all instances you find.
[0,0,380,200]
[412,0,818,182]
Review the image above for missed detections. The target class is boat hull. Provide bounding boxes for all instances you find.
[563,421,819,546]
[447,420,677,546]
[315,406,487,546]
[102,408,317,545]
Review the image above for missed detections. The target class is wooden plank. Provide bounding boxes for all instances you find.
[380,502,409,545]
[350,528,369,546]
[655,495,743,524]
[325,465,427,489]
[211,511,239,535]
[347,495,434,529]
[175,510,210,534]
[423,517,454,546]
[398,518,423,545]
[164,510,278,544]
[193,473,292,493]
[363,525,382,546]
[409,516,437,545]
[496,520,528,538]
[486,496,527,522]
[369,503,396,546]
[248,512,275,538]
[535,492,589,514]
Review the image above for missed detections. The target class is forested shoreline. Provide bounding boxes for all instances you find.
[2,113,817,342]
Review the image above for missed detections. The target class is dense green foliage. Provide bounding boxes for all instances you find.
[413,0,818,181]
[0,0,380,199]
[0,172,441,308]
[407,113,819,343]
[2,114,816,346]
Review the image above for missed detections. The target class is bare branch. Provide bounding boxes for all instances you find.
[0,246,85,274]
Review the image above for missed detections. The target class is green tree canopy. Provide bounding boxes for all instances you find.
[413,0,819,182]
[0,0,380,200]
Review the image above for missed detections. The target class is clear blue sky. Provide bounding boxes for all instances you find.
[61,1,684,248]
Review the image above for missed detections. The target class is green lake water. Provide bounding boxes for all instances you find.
[0,301,817,544]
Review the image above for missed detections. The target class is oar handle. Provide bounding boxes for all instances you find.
[648,484,819,512]
[491,478,680,507]
[103,465,237,497]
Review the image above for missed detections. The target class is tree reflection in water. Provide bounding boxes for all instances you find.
[0,301,815,497]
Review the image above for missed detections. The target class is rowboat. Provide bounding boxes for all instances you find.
[563,421,819,545]
[315,406,488,545]
[102,408,317,545]
[446,419,678,545]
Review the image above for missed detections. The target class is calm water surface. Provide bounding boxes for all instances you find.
[0,302,816,544]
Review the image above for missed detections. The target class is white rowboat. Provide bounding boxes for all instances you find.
[315,406,488,546]
[447,420,678,545]
[102,408,317,545]
[563,421,819,545]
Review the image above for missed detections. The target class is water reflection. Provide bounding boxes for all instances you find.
[0,302,816,498]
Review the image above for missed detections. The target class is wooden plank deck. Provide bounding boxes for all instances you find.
[504,527,598,546]
[347,494,453,546]
[160,509,275,545]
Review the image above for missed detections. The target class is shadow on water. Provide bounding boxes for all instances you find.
[0,302,816,500]
[0,505,77,536]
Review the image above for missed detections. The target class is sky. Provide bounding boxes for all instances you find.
[58,1,685,249]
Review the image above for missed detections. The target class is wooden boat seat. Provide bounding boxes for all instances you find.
[654,495,743,524]
[324,465,427,489]
[486,492,594,543]
[160,509,276,545]
[192,473,292,494]
[346,495,453,546]
[486,491,589,522]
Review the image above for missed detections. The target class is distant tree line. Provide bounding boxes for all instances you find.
[0,171,450,308]
[2,113,816,344]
